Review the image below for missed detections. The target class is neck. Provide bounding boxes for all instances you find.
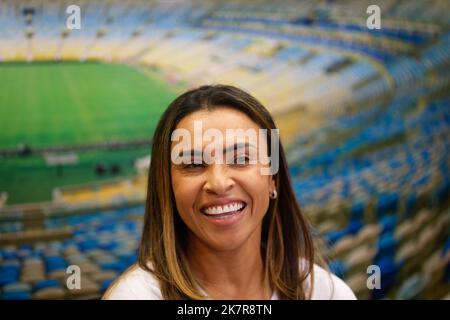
[187,231,271,299]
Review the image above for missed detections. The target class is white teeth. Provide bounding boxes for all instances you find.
[203,202,245,215]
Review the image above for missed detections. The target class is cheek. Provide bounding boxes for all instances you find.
[171,174,201,218]
[254,187,270,217]
[239,170,271,215]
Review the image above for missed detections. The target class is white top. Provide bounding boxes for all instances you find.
[103,263,357,300]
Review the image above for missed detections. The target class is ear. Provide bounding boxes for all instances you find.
[269,174,276,192]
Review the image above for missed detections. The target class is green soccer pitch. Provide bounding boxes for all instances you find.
[0,62,179,204]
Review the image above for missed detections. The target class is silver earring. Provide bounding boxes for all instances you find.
[270,190,277,199]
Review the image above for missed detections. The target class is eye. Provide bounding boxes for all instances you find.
[183,163,205,170]
[233,155,250,165]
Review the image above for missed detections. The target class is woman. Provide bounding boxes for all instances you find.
[103,85,356,300]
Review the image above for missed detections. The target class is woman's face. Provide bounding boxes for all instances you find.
[170,107,276,252]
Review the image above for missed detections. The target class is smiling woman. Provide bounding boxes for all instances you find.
[103,85,356,300]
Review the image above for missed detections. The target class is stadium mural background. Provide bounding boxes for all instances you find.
[0,0,449,300]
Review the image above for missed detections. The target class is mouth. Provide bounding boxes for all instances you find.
[200,201,247,219]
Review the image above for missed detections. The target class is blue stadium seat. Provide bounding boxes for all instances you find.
[0,261,20,286]
[375,234,398,261]
[33,279,61,292]
[329,260,346,279]
[2,283,32,300]
[379,215,398,234]
[371,257,401,299]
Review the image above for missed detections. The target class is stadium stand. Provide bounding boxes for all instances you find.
[0,0,449,299]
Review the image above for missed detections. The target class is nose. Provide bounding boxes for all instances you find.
[203,164,234,195]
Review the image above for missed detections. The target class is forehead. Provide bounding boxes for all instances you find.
[175,107,260,132]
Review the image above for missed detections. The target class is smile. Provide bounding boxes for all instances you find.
[201,201,246,217]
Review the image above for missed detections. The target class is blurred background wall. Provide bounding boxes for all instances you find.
[0,0,449,300]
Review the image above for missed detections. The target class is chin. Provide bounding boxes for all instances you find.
[205,233,252,252]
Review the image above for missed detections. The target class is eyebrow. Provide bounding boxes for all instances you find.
[177,142,256,158]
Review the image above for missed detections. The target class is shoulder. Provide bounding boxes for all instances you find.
[102,264,163,300]
[102,262,356,300]
[309,264,357,300]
